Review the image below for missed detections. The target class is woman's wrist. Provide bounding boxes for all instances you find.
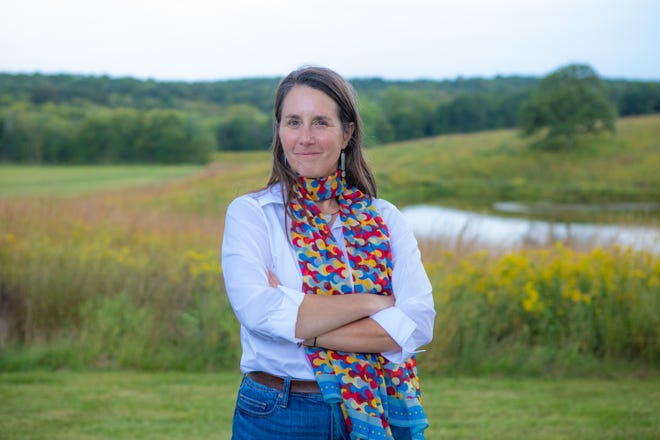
[299,336,317,347]
[367,293,395,315]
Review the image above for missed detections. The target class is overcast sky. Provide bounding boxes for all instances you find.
[2,0,658,82]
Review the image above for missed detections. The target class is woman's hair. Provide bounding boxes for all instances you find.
[266,66,378,199]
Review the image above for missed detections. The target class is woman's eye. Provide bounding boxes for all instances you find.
[287,120,300,127]
[313,119,328,126]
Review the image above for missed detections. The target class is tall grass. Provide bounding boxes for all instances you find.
[420,242,659,376]
[1,116,659,375]
[1,198,657,374]
[0,194,239,371]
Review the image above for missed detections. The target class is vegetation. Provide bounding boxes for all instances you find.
[0,164,202,197]
[1,70,659,162]
[1,72,657,439]
[422,243,658,376]
[371,115,660,223]
[1,371,658,439]
[519,64,617,148]
[0,104,214,164]
[1,116,658,377]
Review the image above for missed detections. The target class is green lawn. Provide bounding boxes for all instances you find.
[1,371,657,439]
[0,165,203,198]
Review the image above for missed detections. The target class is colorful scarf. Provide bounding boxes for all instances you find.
[289,170,428,439]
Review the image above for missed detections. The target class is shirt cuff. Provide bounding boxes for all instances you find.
[370,306,417,364]
[270,285,306,344]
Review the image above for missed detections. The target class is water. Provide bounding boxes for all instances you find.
[401,205,660,253]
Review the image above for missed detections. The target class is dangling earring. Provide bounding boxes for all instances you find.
[340,150,346,179]
[283,153,287,168]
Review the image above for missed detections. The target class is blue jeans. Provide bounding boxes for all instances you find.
[231,374,347,439]
[231,374,414,440]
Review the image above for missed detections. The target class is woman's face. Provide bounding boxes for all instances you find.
[279,85,353,178]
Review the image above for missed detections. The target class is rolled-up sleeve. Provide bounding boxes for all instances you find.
[221,195,304,344]
[372,201,436,363]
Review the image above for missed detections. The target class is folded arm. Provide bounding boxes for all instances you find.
[223,195,397,351]
[268,270,397,352]
[303,318,399,353]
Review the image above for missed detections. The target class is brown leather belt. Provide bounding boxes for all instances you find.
[248,371,321,394]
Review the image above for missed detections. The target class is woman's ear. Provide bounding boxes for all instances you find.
[343,122,355,146]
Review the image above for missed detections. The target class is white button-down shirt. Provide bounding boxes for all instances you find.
[221,184,435,380]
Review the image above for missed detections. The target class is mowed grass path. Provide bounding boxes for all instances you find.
[1,371,658,439]
[0,165,203,198]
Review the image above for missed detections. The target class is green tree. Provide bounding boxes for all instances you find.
[519,64,617,148]
[379,88,436,141]
[215,104,272,151]
[359,98,394,146]
[136,110,212,163]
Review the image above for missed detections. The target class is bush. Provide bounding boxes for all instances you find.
[0,104,214,164]
[422,244,659,375]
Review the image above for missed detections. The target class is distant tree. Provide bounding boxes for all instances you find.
[610,81,660,116]
[379,88,436,141]
[519,64,617,148]
[0,104,78,163]
[215,104,272,151]
[359,98,395,146]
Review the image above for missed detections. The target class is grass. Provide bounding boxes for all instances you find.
[0,116,658,376]
[0,117,659,438]
[0,371,658,439]
[369,114,660,224]
[0,164,203,197]
[0,371,236,440]
[2,115,658,223]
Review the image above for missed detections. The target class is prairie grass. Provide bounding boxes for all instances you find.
[419,242,659,376]
[0,116,659,375]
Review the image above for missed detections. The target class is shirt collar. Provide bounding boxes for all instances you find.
[254,183,285,207]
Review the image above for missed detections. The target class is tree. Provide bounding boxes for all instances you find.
[379,88,436,141]
[215,104,272,151]
[519,64,617,148]
[359,98,394,146]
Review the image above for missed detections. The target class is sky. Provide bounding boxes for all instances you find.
[1,0,659,82]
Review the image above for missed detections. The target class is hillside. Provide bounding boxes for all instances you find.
[374,114,659,223]
[153,114,660,224]
[1,114,658,225]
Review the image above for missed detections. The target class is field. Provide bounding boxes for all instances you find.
[1,371,658,439]
[0,164,203,198]
[369,114,660,225]
[0,115,659,437]
[2,114,659,219]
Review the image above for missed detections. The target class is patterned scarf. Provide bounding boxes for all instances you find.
[289,170,428,439]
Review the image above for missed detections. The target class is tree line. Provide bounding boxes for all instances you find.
[1,70,659,163]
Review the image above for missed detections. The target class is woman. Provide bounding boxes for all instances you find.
[222,66,435,439]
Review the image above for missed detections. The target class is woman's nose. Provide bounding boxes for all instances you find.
[299,125,313,144]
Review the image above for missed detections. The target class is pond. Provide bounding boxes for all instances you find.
[401,205,660,254]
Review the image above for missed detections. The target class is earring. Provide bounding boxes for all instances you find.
[283,154,287,167]
[340,150,346,179]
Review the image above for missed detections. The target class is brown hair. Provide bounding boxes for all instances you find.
[266,66,377,202]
